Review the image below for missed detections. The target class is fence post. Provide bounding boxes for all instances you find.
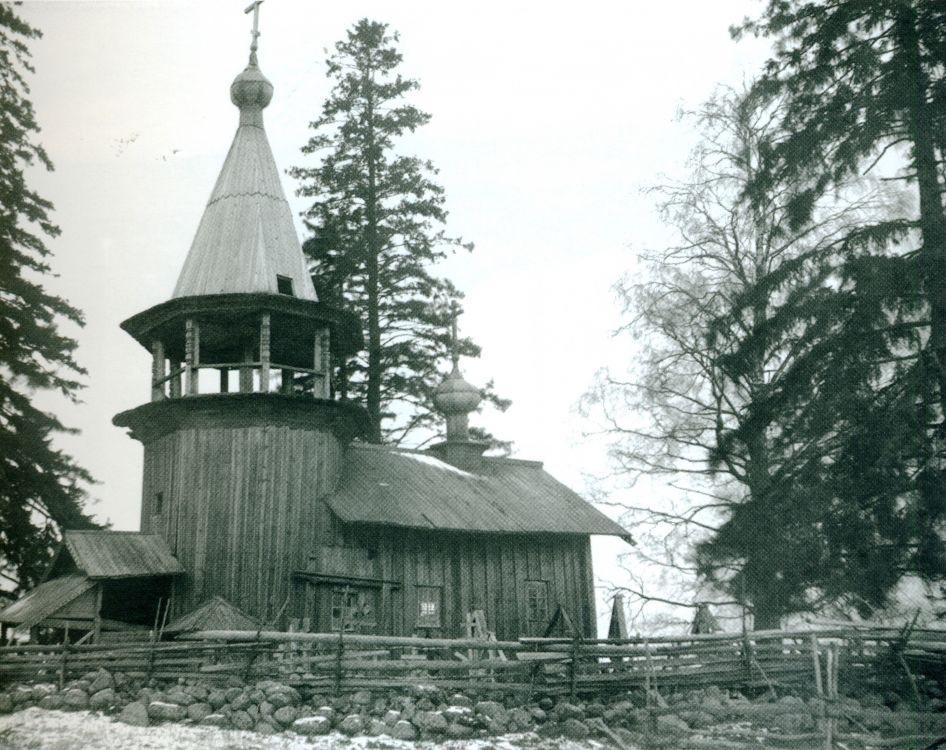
[334,629,344,696]
[569,636,579,701]
[58,640,69,690]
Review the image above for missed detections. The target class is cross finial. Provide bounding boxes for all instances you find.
[244,0,264,64]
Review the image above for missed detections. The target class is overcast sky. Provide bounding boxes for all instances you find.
[19,0,770,632]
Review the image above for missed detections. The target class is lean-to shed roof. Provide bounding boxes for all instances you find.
[326,444,630,538]
[0,575,95,628]
[62,531,184,579]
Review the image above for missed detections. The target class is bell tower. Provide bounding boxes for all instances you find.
[114,9,367,621]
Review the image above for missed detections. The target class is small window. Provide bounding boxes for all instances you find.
[276,275,294,296]
[416,585,442,628]
[154,492,164,515]
[526,580,549,625]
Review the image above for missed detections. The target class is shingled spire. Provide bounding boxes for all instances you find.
[172,3,316,301]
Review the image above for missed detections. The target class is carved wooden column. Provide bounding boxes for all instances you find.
[260,313,271,392]
[185,319,200,395]
[151,340,165,402]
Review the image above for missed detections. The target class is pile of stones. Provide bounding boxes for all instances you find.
[1,668,942,745]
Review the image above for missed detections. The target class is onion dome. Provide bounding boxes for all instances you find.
[433,363,482,416]
[230,62,273,112]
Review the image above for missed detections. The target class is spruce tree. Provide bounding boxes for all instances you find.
[0,3,96,591]
[728,0,946,611]
[291,19,507,445]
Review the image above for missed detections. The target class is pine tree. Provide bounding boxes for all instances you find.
[291,19,507,445]
[0,3,96,591]
[727,0,946,613]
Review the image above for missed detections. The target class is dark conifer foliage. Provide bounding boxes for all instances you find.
[291,19,507,445]
[721,1,946,613]
[0,4,96,591]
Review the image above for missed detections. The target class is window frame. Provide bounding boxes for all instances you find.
[525,579,549,626]
[415,585,443,629]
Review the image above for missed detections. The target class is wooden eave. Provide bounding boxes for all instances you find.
[113,392,371,444]
[120,293,363,358]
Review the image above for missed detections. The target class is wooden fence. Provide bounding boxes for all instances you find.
[1,625,943,700]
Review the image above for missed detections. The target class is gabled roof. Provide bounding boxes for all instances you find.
[0,575,95,628]
[62,531,184,579]
[325,444,630,537]
[172,60,317,301]
[163,596,260,635]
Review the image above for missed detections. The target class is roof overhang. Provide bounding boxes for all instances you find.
[120,293,363,358]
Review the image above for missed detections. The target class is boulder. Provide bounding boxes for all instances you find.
[0,694,13,714]
[88,670,114,694]
[443,705,472,723]
[530,707,548,723]
[229,692,251,711]
[366,718,388,736]
[207,690,227,710]
[186,703,212,722]
[449,693,473,709]
[246,705,259,721]
[508,707,533,728]
[446,723,474,739]
[656,713,690,735]
[230,710,253,730]
[383,709,401,726]
[89,688,117,711]
[165,689,195,707]
[147,701,186,722]
[292,715,332,736]
[117,702,150,727]
[259,700,274,717]
[411,684,443,704]
[538,697,555,711]
[586,701,606,717]
[63,688,90,710]
[562,718,590,740]
[475,700,508,725]
[339,713,365,735]
[255,720,279,735]
[313,705,334,722]
[272,705,297,726]
[413,710,448,734]
[224,687,243,703]
[351,690,373,707]
[184,684,208,701]
[247,689,266,705]
[772,713,814,733]
[391,719,417,740]
[555,701,584,721]
[265,685,301,705]
[38,694,64,710]
[11,686,34,706]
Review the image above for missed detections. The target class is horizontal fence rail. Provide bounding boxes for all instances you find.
[0,625,943,699]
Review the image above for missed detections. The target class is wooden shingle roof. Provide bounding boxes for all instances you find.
[62,531,184,579]
[172,63,317,301]
[325,444,630,538]
[163,596,259,635]
[0,575,95,628]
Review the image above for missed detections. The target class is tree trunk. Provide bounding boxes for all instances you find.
[898,6,946,422]
[364,70,383,443]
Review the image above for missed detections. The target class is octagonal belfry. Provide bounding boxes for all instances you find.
[113,45,368,622]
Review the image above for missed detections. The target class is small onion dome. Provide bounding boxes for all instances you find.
[433,364,482,416]
[230,62,273,110]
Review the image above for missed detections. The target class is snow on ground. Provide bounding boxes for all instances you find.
[0,708,614,750]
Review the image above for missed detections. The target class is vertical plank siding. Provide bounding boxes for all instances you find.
[140,421,343,622]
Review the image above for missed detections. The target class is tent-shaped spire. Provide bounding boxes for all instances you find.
[172,46,317,301]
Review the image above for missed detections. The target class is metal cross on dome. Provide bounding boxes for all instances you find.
[245,0,264,58]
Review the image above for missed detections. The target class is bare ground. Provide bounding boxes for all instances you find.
[0,708,616,750]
